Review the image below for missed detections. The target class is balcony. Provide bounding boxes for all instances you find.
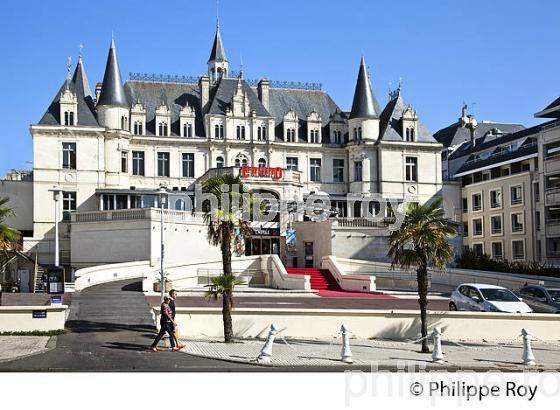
[71,208,204,224]
[545,188,560,206]
[331,217,396,229]
[546,219,560,237]
[545,153,560,174]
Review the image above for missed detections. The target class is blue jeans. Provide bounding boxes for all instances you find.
[151,322,175,348]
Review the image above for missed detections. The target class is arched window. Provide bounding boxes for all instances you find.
[134,121,143,135]
[158,122,168,136]
[175,199,186,211]
[262,127,267,140]
[257,127,262,141]
[219,124,224,139]
[121,116,128,130]
[216,156,224,168]
[242,157,248,166]
[236,125,241,140]
[234,158,241,167]
[258,158,266,167]
[241,126,246,140]
[405,127,415,142]
[214,124,220,139]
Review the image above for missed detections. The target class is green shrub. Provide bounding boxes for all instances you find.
[0,329,65,336]
[455,248,560,278]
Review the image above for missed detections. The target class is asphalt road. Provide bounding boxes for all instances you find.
[0,280,256,372]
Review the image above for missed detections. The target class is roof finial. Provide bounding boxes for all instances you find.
[78,44,84,61]
[216,0,220,29]
[239,53,244,78]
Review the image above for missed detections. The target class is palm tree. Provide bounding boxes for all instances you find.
[0,196,21,251]
[388,199,456,353]
[200,174,254,343]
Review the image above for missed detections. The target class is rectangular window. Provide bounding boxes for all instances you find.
[354,161,363,182]
[490,189,502,208]
[132,151,145,176]
[134,121,143,135]
[62,142,76,169]
[473,218,483,236]
[473,243,484,257]
[286,157,299,171]
[512,240,525,260]
[121,151,128,173]
[490,215,502,234]
[491,242,503,260]
[182,153,195,178]
[511,185,523,205]
[405,157,418,182]
[463,222,468,237]
[158,152,170,177]
[536,211,541,231]
[62,191,76,221]
[511,212,524,233]
[462,198,468,213]
[310,158,321,182]
[333,159,344,183]
[472,193,482,211]
[286,129,296,142]
[332,201,347,217]
[333,130,341,145]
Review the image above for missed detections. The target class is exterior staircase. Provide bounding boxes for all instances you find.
[286,268,341,292]
[34,267,46,293]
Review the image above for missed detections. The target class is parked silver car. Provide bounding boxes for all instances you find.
[518,285,560,313]
[449,283,532,313]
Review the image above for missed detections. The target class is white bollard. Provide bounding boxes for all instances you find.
[340,324,353,364]
[521,328,536,366]
[431,327,444,363]
[257,323,279,364]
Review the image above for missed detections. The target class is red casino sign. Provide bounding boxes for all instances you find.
[241,165,283,180]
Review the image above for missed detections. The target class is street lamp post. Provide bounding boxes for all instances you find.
[49,186,63,267]
[157,186,168,303]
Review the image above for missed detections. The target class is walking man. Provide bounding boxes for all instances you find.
[169,289,184,349]
[151,296,180,352]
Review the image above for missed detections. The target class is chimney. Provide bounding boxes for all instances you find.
[95,82,103,104]
[257,78,270,111]
[199,75,210,114]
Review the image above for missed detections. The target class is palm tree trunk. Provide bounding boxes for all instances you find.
[221,224,234,343]
[417,263,430,353]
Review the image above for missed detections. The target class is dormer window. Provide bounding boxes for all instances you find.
[214,124,224,139]
[64,111,75,126]
[236,125,246,140]
[183,123,193,138]
[216,156,224,168]
[310,130,320,144]
[405,127,415,142]
[257,126,267,141]
[333,130,342,145]
[286,129,296,142]
[134,121,143,135]
[158,122,168,137]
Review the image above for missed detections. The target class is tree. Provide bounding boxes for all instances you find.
[0,196,21,251]
[200,174,254,343]
[388,199,456,353]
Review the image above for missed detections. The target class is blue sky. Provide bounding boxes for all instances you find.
[1,0,559,175]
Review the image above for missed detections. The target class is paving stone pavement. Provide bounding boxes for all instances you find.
[180,337,560,371]
[0,336,53,362]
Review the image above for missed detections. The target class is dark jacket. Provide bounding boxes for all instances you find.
[169,298,176,319]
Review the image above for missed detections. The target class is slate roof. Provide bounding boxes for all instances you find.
[535,95,560,118]
[267,87,344,142]
[125,80,203,137]
[349,57,381,119]
[208,78,270,117]
[97,38,129,108]
[378,91,437,143]
[208,27,228,63]
[38,58,99,127]
[451,120,559,176]
[433,120,524,148]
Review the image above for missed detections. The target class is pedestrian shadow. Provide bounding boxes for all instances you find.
[103,342,150,351]
[66,320,155,334]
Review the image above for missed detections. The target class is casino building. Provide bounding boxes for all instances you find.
[21,24,445,276]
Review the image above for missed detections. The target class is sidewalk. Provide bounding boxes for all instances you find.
[0,336,54,363]
[179,336,560,371]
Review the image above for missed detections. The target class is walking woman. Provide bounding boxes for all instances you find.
[150,296,180,352]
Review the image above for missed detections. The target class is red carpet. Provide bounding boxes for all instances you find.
[286,268,395,299]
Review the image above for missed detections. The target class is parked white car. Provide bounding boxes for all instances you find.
[449,283,532,313]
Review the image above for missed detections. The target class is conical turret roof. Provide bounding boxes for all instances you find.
[349,56,380,119]
[208,25,228,63]
[97,37,128,108]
